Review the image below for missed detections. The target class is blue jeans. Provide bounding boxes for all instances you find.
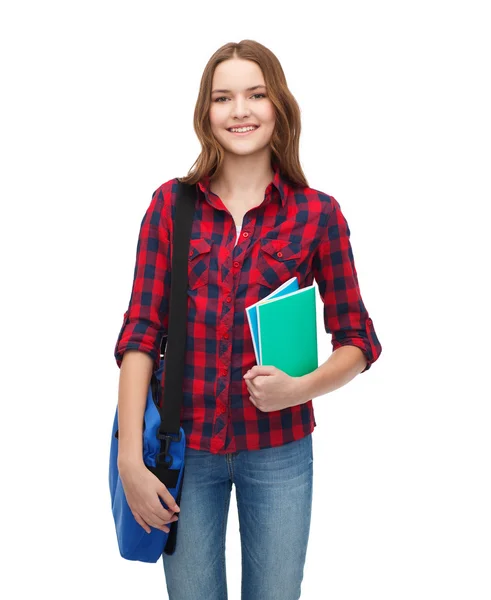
[162,433,314,600]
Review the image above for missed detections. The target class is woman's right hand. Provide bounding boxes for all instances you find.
[118,458,180,534]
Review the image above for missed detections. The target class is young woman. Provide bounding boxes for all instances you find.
[114,40,382,600]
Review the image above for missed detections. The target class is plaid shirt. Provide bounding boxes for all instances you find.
[114,163,382,454]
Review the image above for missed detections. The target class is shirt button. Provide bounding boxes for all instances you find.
[277,251,283,258]
[242,231,249,238]
[223,333,229,340]
[189,250,193,257]
[221,369,228,376]
[233,261,240,268]
[226,296,232,303]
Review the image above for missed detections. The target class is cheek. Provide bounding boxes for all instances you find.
[209,106,225,129]
[260,101,275,122]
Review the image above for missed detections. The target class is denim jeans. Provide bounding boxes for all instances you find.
[162,433,314,600]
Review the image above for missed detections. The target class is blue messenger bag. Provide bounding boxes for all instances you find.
[109,180,197,563]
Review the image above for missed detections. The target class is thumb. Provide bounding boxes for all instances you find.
[244,365,276,378]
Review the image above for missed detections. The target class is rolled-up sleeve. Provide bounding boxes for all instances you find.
[114,188,171,370]
[312,195,382,373]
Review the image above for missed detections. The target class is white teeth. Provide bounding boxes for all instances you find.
[229,126,257,133]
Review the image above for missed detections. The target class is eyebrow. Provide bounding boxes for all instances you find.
[211,84,267,94]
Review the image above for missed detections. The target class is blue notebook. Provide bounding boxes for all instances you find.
[245,276,299,364]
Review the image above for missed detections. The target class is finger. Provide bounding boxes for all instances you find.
[154,522,171,533]
[146,513,168,528]
[154,514,179,525]
[150,503,175,524]
[250,396,265,412]
[245,378,258,392]
[156,486,180,513]
[147,520,170,533]
[152,506,180,524]
[153,497,179,522]
[144,513,175,532]
[133,512,151,535]
[154,494,182,522]
[248,366,276,377]
[247,381,261,398]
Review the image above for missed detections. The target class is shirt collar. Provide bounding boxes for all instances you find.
[197,162,289,208]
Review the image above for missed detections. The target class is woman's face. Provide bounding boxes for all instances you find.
[209,58,275,158]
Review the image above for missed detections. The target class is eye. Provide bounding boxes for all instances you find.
[213,93,266,102]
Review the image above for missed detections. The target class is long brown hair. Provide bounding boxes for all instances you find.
[178,40,308,188]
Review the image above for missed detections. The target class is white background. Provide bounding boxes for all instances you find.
[1,1,490,598]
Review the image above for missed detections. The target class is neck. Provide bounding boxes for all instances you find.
[210,151,274,199]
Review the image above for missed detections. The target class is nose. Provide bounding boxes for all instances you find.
[230,96,251,119]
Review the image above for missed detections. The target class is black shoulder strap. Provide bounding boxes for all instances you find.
[158,180,197,435]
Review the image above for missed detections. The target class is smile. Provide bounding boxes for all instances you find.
[227,126,259,136]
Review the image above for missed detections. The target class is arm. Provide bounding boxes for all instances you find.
[114,187,171,464]
[244,345,367,411]
[298,345,367,402]
[307,195,382,395]
[117,350,180,532]
[112,187,182,530]
[114,187,171,371]
[117,350,153,467]
[245,197,382,410]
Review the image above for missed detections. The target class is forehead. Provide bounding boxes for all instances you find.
[211,59,265,90]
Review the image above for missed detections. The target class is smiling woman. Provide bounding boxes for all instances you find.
[176,41,308,189]
[207,59,277,164]
[114,38,382,599]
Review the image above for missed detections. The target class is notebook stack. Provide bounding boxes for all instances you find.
[245,277,318,377]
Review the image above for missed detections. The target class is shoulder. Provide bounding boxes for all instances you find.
[151,176,180,206]
[290,181,341,221]
[147,177,182,225]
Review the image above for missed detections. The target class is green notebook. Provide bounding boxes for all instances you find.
[256,285,318,377]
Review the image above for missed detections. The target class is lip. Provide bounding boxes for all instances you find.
[227,125,259,136]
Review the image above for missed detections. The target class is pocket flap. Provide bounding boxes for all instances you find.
[260,238,302,261]
[188,238,212,260]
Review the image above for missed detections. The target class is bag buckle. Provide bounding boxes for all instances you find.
[156,429,182,469]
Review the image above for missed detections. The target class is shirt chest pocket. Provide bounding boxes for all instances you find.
[257,238,303,288]
[188,238,213,290]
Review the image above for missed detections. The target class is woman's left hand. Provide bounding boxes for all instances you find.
[243,365,307,412]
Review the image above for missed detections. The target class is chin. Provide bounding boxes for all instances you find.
[225,144,268,157]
